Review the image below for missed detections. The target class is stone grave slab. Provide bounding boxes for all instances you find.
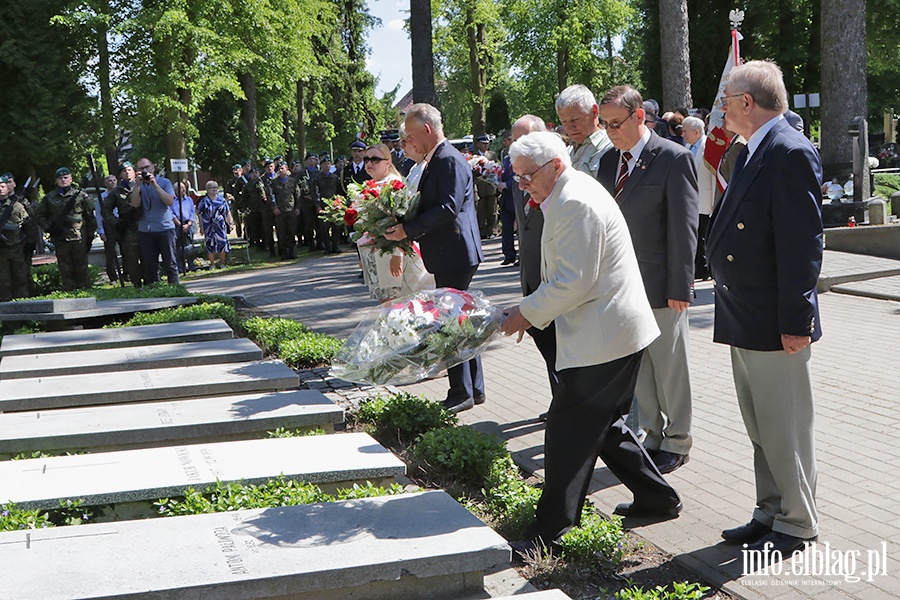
[0,297,198,322]
[0,433,405,509]
[495,592,572,600]
[0,337,264,380]
[0,390,344,455]
[0,297,97,314]
[0,318,232,357]
[0,360,299,412]
[0,490,510,599]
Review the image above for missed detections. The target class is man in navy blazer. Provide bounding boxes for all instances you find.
[597,86,699,476]
[707,60,822,559]
[385,103,485,413]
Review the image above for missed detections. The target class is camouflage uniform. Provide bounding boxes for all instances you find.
[102,181,143,288]
[269,175,300,259]
[246,175,275,255]
[34,186,96,290]
[223,174,246,239]
[0,193,31,301]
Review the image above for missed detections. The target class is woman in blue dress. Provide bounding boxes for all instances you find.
[197,180,234,269]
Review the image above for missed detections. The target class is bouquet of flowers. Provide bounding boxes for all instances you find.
[348,179,420,256]
[320,195,350,225]
[466,153,504,181]
[331,288,504,386]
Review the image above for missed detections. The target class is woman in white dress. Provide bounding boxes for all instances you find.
[358,143,434,303]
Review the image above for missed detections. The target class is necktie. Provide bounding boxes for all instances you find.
[614,151,632,201]
[729,147,749,187]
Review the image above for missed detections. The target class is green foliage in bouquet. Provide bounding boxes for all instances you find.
[355,392,458,447]
[347,179,420,256]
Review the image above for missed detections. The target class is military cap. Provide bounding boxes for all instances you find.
[380,132,391,142]
[0,175,8,184]
[263,159,274,166]
[274,155,283,161]
[350,140,367,150]
[242,159,251,166]
[305,152,317,159]
[118,161,134,174]
[476,135,490,143]
[388,133,400,142]
[231,163,242,170]
[1,172,12,180]
[55,167,72,177]
[319,154,332,162]
[337,155,347,161]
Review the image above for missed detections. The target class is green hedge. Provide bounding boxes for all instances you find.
[109,302,240,330]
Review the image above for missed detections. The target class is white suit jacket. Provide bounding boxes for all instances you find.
[519,168,659,370]
[694,135,717,215]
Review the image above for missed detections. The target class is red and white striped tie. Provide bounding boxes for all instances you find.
[614,151,632,201]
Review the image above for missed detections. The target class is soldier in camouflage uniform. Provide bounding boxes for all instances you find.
[0,175,31,301]
[223,164,246,239]
[102,162,143,288]
[313,155,342,253]
[270,163,300,259]
[258,160,277,256]
[34,167,96,291]
[297,157,320,250]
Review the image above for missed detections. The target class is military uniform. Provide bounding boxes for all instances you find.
[245,174,275,254]
[270,175,300,259]
[297,170,321,250]
[313,168,342,253]
[102,181,143,288]
[224,171,246,238]
[35,185,96,290]
[0,191,31,301]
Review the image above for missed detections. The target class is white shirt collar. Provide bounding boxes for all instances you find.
[620,128,652,175]
[745,114,784,163]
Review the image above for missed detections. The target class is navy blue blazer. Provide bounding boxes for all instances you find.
[402,139,483,274]
[706,118,823,351]
[499,155,515,213]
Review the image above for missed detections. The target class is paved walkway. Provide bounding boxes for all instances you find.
[186,242,900,600]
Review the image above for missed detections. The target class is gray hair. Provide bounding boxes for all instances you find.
[508,131,571,169]
[682,116,705,134]
[555,84,597,115]
[405,103,443,135]
[728,60,788,113]
[512,114,546,136]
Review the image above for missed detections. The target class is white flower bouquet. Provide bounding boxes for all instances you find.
[330,288,504,385]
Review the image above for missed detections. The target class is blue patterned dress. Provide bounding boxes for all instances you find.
[198,194,231,254]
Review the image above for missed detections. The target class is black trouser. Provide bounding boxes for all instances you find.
[260,210,276,254]
[433,266,484,402]
[139,229,179,285]
[299,201,319,248]
[499,207,517,261]
[695,213,710,280]
[527,320,559,397]
[524,349,680,543]
[274,212,297,257]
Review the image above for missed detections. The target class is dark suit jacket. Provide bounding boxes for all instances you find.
[598,131,699,307]
[512,185,543,296]
[340,162,370,195]
[402,139,483,274]
[706,118,823,351]
[499,155,515,213]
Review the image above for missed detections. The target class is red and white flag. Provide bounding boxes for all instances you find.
[704,29,743,193]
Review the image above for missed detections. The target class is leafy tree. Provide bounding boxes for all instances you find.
[659,0,692,111]
[867,0,900,131]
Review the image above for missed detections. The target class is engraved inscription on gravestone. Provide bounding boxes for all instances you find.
[175,447,201,482]
[213,526,250,575]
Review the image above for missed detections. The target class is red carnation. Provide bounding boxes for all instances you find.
[390,179,405,191]
[343,208,358,227]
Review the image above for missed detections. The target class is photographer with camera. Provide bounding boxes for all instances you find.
[34,167,96,291]
[130,157,178,285]
[103,162,143,288]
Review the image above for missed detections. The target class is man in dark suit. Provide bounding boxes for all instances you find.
[598,86,699,476]
[509,115,557,405]
[340,140,370,195]
[707,60,822,558]
[384,103,485,413]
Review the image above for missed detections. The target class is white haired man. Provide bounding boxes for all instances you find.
[501,131,681,556]
[555,84,613,177]
[682,115,716,280]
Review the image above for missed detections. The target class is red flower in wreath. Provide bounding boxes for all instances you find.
[343,208,359,227]
[390,179,405,191]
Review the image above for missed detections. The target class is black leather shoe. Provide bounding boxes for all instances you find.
[538,411,548,422]
[747,531,816,557]
[474,393,486,405]
[508,537,547,562]
[653,450,689,474]
[721,519,771,544]
[441,397,474,414]
[500,257,514,265]
[613,501,682,519]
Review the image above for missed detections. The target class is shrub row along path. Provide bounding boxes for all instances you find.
[186,239,900,600]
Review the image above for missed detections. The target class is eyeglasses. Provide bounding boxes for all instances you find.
[363,156,386,163]
[514,160,553,183]
[721,92,748,107]
[599,109,636,130]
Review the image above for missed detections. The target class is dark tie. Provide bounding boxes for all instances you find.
[729,146,749,188]
[614,151,632,201]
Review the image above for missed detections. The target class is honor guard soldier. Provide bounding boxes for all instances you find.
[313,154,342,253]
[259,159,277,256]
[0,174,31,301]
[223,164,246,239]
[35,167,96,290]
[270,162,301,259]
[340,140,370,195]
[102,162,143,288]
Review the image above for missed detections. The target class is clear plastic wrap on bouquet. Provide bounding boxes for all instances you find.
[331,288,504,386]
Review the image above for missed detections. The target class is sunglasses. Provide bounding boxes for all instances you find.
[363,156,387,163]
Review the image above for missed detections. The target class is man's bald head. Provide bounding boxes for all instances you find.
[512,115,546,141]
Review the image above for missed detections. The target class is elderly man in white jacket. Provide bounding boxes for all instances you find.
[501,131,682,556]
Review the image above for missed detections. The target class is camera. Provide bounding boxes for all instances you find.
[141,169,152,182]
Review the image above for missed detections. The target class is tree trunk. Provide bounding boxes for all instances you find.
[467,4,486,137]
[165,86,191,182]
[282,109,293,163]
[658,0,692,110]
[410,0,437,106]
[96,3,116,174]
[240,72,259,164]
[297,79,307,162]
[820,0,867,168]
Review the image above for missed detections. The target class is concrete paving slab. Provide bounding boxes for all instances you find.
[492,591,572,599]
[0,360,299,411]
[0,318,233,357]
[0,337,264,380]
[0,298,96,314]
[817,250,900,291]
[0,490,511,600]
[830,274,900,302]
[0,433,405,509]
[0,390,343,455]
[0,296,198,322]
